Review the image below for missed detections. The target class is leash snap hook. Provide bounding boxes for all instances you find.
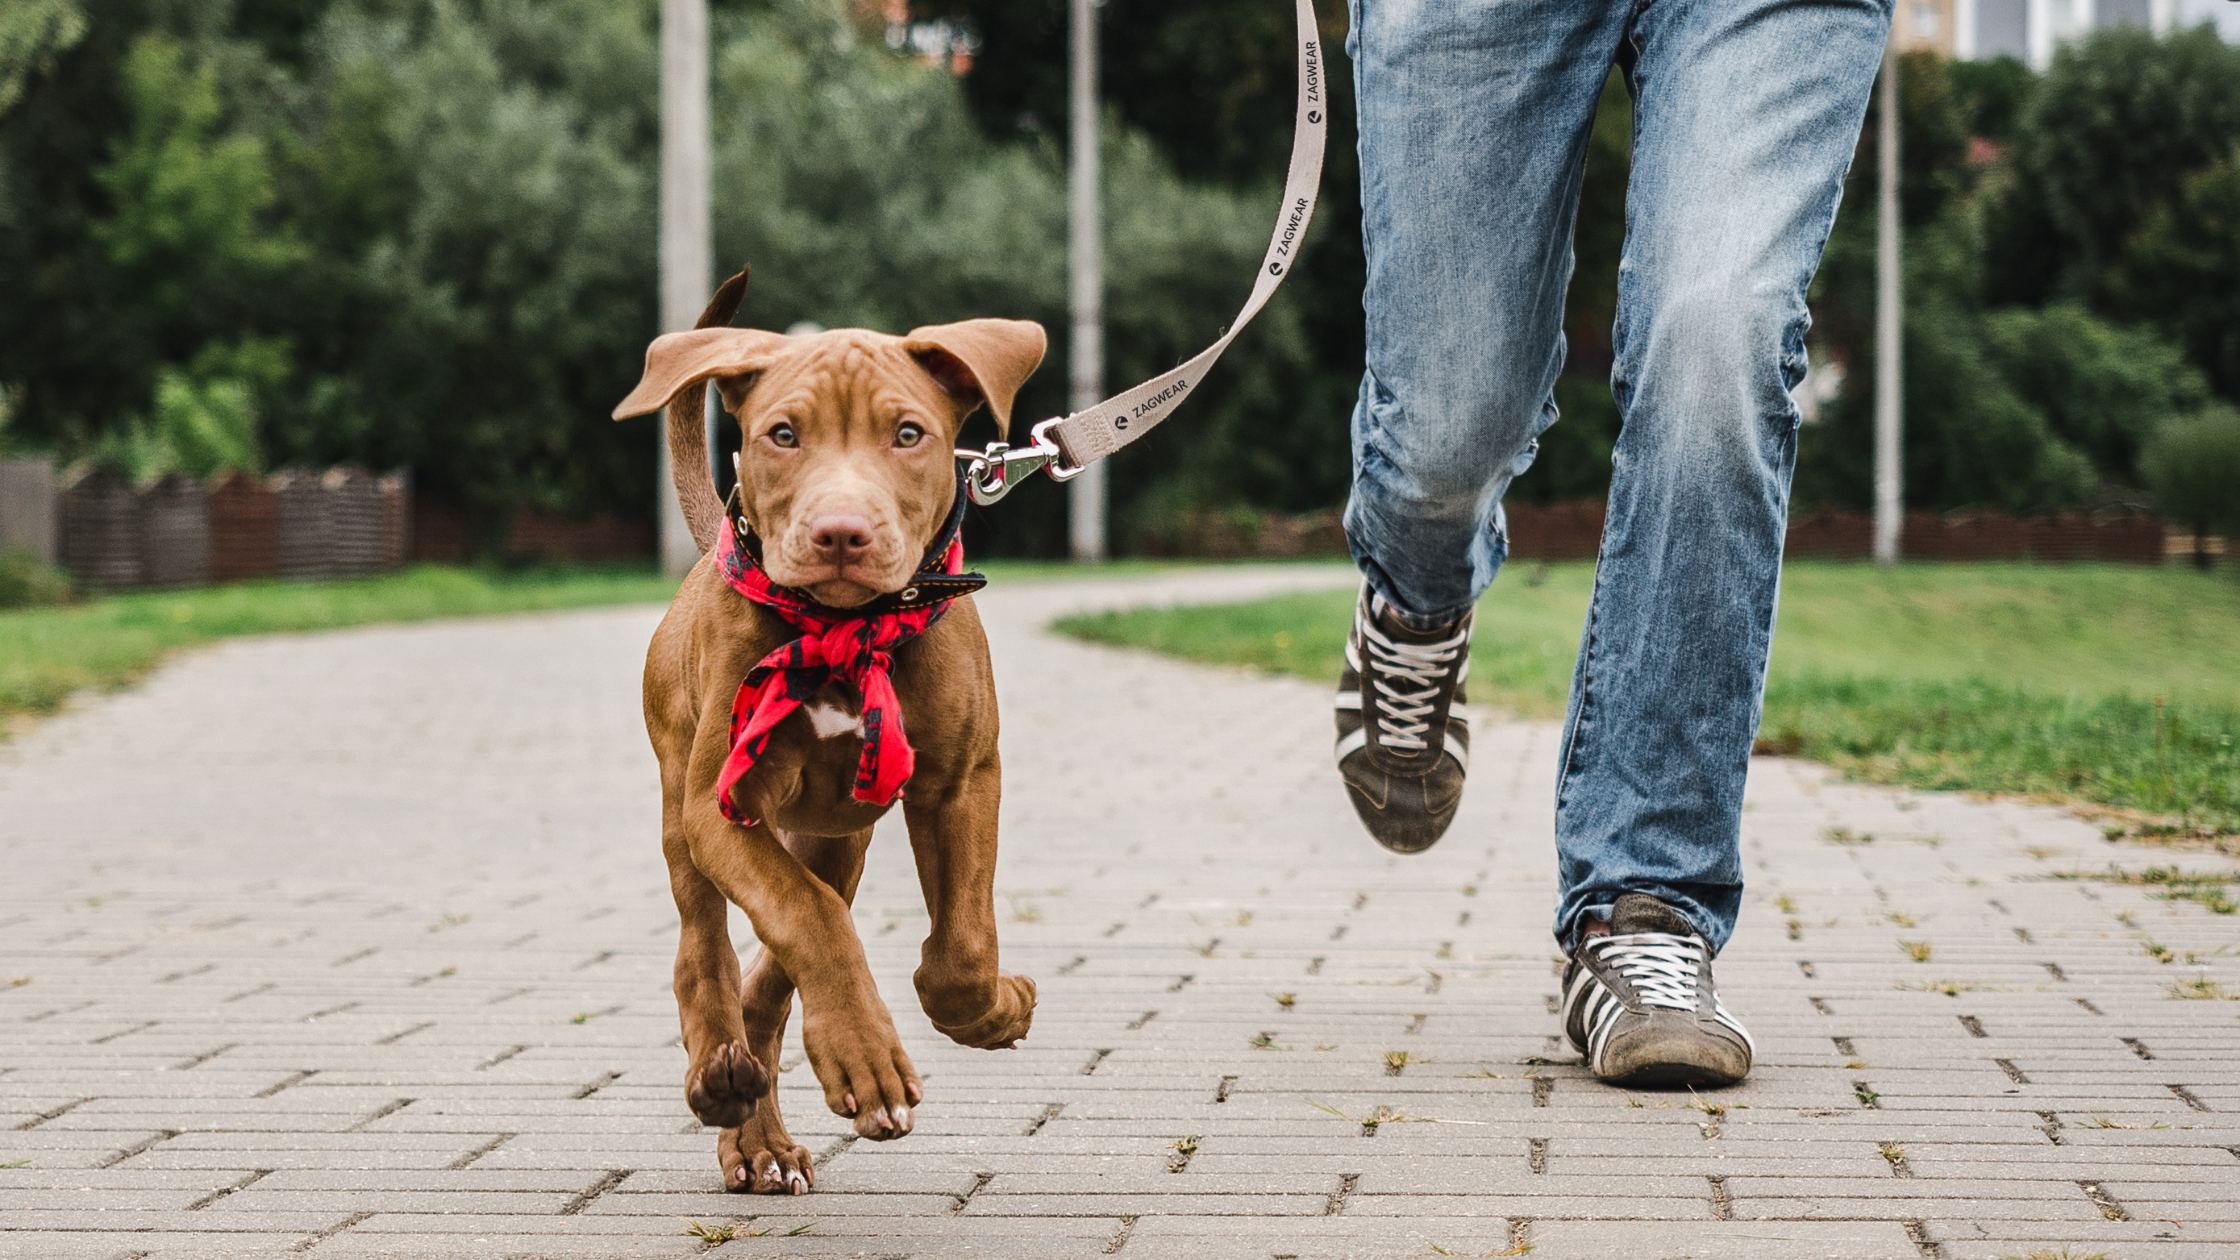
[957,418,1085,506]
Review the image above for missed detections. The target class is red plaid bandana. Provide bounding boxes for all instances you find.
[712,470,984,828]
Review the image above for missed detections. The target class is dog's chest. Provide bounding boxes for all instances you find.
[802,698,865,740]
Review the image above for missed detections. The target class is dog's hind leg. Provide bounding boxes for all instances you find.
[903,785,1037,1050]
[720,827,876,1194]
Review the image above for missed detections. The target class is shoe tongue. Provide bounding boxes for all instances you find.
[1610,892,1695,937]
[1373,600,1469,643]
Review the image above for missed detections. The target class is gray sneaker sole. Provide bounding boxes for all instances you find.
[1590,1014,1752,1088]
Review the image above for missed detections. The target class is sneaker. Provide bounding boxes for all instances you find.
[1333,584,1471,854]
[1560,892,1755,1086]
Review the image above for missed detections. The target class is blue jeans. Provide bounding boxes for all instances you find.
[1342,0,1890,951]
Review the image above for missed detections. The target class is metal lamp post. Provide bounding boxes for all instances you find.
[659,0,712,577]
[1873,45,1903,568]
[1067,0,1107,562]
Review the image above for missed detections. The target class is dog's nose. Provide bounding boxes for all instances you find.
[808,515,876,564]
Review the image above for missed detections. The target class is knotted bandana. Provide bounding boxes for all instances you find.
[712,465,985,828]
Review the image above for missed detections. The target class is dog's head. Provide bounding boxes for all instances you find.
[615,318,1045,607]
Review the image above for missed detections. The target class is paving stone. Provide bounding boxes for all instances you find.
[3,565,2236,1257]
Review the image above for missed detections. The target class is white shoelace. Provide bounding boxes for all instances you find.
[1587,933,1708,1013]
[1357,601,1469,752]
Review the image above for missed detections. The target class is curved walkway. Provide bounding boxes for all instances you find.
[0,566,2232,1259]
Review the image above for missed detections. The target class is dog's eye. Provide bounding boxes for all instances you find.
[894,422,925,449]
[767,421,798,448]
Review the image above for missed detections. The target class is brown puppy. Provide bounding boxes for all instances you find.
[612,270,1044,1194]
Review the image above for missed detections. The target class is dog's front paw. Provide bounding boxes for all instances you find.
[719,1117,813,1194]
[685,1040,770,1130]
[800,1007,921,1141]
[924,969,1037,1050]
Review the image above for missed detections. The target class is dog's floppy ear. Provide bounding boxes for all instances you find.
[611,326,793,420]
[903,319,1047,440]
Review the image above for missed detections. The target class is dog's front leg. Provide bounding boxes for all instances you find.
[723,827,872,1194]
[681,793,922,1143]
[903,767,1037,1049]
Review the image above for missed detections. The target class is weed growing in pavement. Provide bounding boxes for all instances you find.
[2075,1115,2170,1130]
[1249,1032,1290,1051]
[1271,991,1296,1009]
[1776,894,1798,913]
[1878,1143,1907,1167]
[1899,940,1934,962]
[1822,826,1873,845]
[1306,1098,1482,1130]
[0,1159,29,1168]
[1853,1084,1882,1107]
[2140,937,2175,963]
[1895,979,2001,995]
[683,1220,738,1242]
[2053,864,2240,914]
[1888,911,1921,926]
[2168,974,2230,999]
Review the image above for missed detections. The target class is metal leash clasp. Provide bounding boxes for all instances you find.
[956,418,1085,506]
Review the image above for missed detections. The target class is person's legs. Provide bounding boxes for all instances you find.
[1552,0,1889,952]
[1339,0,1630,852]
[1344,0,1631,626]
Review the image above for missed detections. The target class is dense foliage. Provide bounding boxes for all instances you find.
[2,2,2235,555]
[1799,35,2240,516]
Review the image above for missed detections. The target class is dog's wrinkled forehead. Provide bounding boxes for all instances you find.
[721,331,949,424]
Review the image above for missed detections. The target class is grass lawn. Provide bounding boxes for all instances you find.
[0,564,682,732]
[0,557,1170,736]
[1055,561,2240,837]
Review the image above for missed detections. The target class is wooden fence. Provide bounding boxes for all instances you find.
[52,467,411,593]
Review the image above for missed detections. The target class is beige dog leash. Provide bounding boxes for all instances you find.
[956,0,1329,506]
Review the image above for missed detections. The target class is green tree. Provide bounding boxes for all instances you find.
[0,0,85,114]
[1802,204,2100,515]
[2108,150,2240,401]
[2141,405,2240,568]
[1982,302,2210,484]
[280,0,662,540]
[93,34,303,294]
[1987,25,2240,320]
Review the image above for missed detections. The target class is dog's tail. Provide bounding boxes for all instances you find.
[656,268,751,556]
[615,268,795,558]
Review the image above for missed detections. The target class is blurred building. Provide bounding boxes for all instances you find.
[1899,0,2240,67]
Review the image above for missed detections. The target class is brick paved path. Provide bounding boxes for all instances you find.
[3,566,2235,1259]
